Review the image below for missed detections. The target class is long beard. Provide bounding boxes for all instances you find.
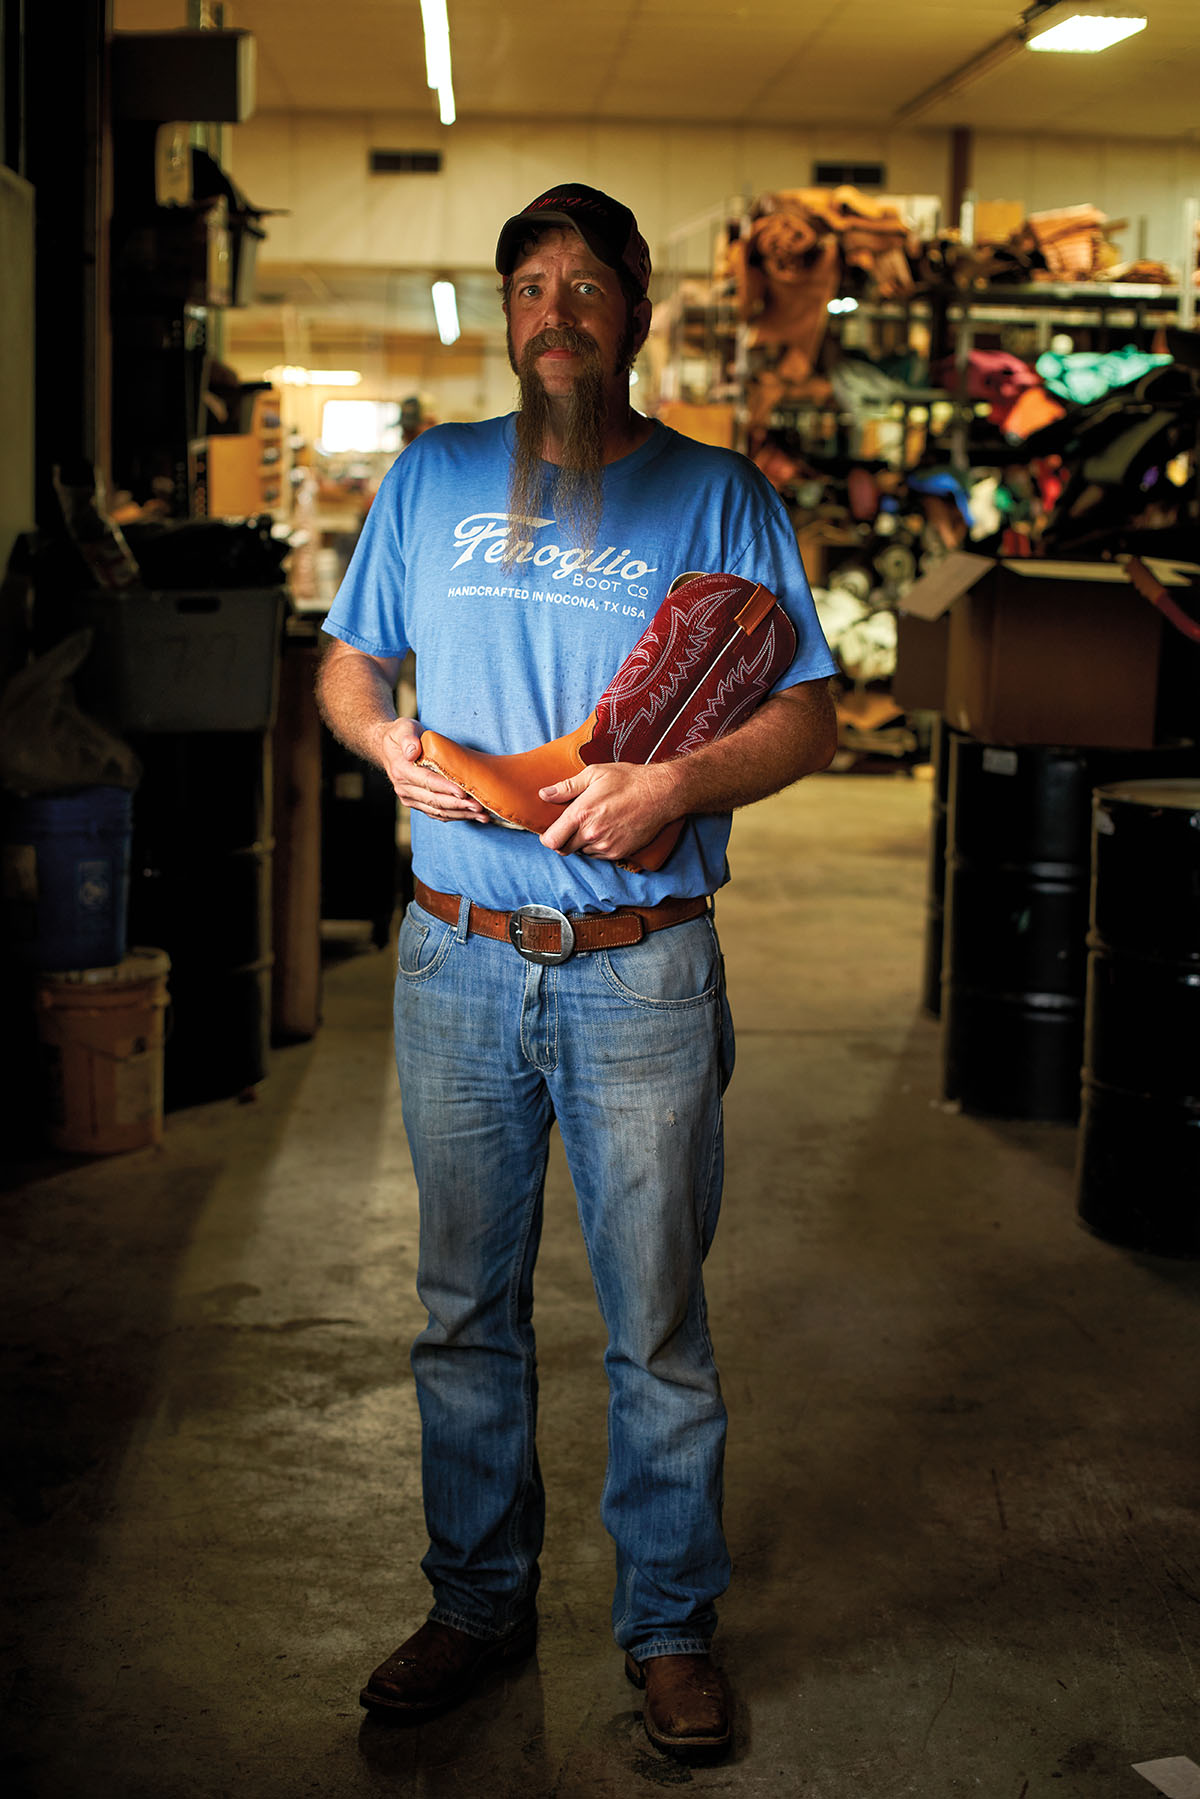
[507,327,608,566]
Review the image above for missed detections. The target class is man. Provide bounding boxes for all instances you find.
[317,182,838,1763]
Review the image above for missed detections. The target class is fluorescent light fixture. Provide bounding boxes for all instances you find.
[431,280,460,344]
[420,0,456,123]
[268,366,363,387]
[1025,4,1146,53]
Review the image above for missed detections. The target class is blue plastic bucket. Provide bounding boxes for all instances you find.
[2,786,133,971]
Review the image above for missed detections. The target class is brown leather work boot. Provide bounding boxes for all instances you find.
[624,1650,732,1762]
[359,1616,536,1719]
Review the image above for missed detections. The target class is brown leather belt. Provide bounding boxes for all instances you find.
[414,879,708,965]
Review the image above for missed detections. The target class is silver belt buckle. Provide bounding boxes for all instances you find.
[508,904,576,965]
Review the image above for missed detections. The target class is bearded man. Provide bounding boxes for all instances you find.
[317,183,838,1764]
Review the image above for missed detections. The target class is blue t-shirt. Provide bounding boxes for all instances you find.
[323,415,836,912]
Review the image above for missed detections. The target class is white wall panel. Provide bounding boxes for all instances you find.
[229,112,1200,273]
[291,117,372,262]
[974,133,1200,261]
[972,136,1032,220]
[436,132,516,275]
[232,116,296,259]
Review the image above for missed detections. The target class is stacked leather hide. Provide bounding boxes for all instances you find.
[1019,205,1121,281]
[915,204,1126,290]
[728,186,915,428]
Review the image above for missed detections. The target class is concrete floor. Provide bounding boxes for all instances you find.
[2,770,1198,1799]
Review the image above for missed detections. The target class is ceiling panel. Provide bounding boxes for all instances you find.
[916,2,1200,133]
[111,1,1200,139]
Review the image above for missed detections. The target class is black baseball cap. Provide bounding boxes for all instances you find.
[495,182,652,296]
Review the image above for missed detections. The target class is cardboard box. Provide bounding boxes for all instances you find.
[112,30,257,124]
[897,552,1200,748]
[892,611,949,712]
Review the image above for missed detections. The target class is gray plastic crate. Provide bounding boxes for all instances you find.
[66,587,285,732]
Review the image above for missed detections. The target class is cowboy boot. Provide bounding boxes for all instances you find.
[418,572,798,872]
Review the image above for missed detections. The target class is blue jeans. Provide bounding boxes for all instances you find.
[393,895,734,1659]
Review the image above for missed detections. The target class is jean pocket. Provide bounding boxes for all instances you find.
[598,916,720,1009]
[396,902,455,982]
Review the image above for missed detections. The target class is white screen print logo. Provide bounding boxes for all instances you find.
[451,513,658,599]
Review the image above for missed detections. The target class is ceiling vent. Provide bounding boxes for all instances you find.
[369,149,442,174]
[813,160,885,188]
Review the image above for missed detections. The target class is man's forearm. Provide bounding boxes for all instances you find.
[663,679,838,817]
[315,643,401,767]
[316,640,490,823]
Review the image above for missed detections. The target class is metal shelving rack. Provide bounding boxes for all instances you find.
[654,196,751,423]
[655,198,1199,474]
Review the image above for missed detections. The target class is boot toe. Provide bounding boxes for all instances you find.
[625,1651,732,1762]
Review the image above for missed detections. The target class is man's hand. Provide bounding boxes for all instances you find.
[376,718,490,824]
[536,678,837,860]
[538,762,682,861]
[317,644,489,825]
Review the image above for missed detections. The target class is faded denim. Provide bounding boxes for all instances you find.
[393,896,734,1658]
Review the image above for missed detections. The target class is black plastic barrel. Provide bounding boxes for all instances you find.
[320,724,400,949]
[128,732,273,1107]
[942,740,1200,1121]
[921,718,958,1019]
[1076,779,1200,1256]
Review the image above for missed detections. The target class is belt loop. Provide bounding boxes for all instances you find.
[455,894,471,942]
